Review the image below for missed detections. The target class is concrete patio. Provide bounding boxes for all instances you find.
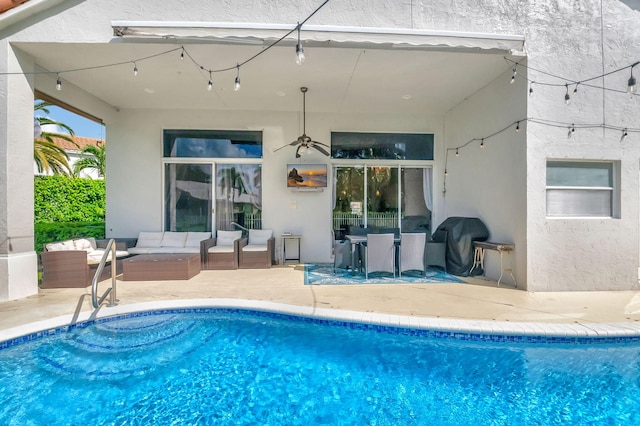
[2,265,640,337]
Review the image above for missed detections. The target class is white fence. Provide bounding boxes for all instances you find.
[333,212,398,229]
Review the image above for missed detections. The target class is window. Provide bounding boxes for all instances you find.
[546,161,617,218]
[331,132,434,160]
[163,129,262,158]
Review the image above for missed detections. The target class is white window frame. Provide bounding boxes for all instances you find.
[545,160,619,218]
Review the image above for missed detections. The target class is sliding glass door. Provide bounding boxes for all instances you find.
[333,166,432,233]
[164,163,213,232]
[164,162,262,233]
[215,164,262,231]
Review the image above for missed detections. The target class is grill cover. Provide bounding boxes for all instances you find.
[435,217,489,276]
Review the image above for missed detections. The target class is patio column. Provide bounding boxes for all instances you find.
[0,42,38,301]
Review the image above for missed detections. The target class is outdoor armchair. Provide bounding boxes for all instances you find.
[204,230,246,270]
[239,229,275,269]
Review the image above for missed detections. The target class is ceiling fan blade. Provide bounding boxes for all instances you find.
[310,144,330,156]
[310,140,330,149]
[273,140,301,152]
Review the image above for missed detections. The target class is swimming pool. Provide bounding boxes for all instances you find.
[1,308,640,425]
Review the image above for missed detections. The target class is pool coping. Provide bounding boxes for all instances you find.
[3,298,640,344]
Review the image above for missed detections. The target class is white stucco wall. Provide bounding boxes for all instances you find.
[105,108,441,264]
[442,66,527,288]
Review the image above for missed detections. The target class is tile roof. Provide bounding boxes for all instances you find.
[0,0,29,14]
[51,135,103,151]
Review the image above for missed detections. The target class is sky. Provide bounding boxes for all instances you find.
[37,104,106,140]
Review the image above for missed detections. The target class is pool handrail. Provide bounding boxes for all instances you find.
[91,238,117,309]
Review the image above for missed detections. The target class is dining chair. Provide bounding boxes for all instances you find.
[399,232,427,277]
[425,229,447,272]
[364,233,396,279]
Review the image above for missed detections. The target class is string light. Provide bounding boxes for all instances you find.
[515,121,520,133]
[295,22,305,65]
[207,71,213,91]
[56,74,62,91]
[510,68,517,84]
[133,62,138,76]
[444,118,640,183]
[505,57,640,104]
[629,65,637,95]
[180,48,184,60]
[234,64,241,91]
[564,84,571,105]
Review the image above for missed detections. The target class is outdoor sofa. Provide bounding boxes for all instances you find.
[126,231,213,266]
[40,237,130,288]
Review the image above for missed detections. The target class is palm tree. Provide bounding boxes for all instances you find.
[34,101,77,175]
[73,143,106,178]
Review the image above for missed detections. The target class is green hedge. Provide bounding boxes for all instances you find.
[35,221,105,254]
[34,175,105,223]
[34,176,106,253]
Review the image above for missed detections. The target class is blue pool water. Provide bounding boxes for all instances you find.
[1,310,640,425]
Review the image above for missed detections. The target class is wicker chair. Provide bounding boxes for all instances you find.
[203,230,246,270]
[399,232,427,277]
[364,233,396,279]
[239,229,275,269]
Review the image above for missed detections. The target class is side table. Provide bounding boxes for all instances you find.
[281,234,302,264]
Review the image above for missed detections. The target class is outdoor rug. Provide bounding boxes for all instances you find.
[304,263,466,285]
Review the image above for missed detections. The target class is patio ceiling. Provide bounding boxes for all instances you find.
[17,39,518,118]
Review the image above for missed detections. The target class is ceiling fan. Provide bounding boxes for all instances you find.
[274,87,330,158]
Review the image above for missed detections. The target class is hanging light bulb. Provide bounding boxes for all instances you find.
[444,169,448,176]
[455,148,459,157]
[621,128,628,142]
[564,84,571,105]
[56,74,62,91]
[510,68,517,84]
[573,82,579,95]
[180,48,184,60]
[480,138,485,148]
[529,82,534,97]
[234,65,241,91]
[295,22,305,65]
[515,121,520,133]
[208,71,213,91]
[133,62,138,76]
[628,66,636,95]
[568,124,575,138]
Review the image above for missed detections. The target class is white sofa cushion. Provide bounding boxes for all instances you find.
[160,231,187,247]
[208,245,235,254]
[217,230,242,246]
[86,249,129,265]
[242,244,268,252]
[45,239,76,251]
[185,232,212,247]
[74,238,97,252]
[127,247,153,255]
[169,247,201,254]
[136,232,164,248]
[248,229,272,245]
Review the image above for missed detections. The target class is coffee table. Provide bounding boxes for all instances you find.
[123,253,201,281]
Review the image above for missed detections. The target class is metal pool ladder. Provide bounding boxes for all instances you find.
[91,239,118,308]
